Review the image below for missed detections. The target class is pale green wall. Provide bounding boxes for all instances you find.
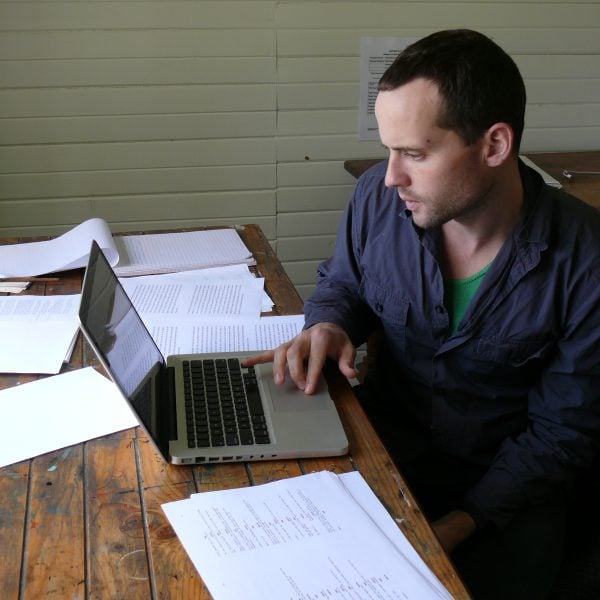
[1,1,599,297]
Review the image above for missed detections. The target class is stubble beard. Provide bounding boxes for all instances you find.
[407,182,495,230]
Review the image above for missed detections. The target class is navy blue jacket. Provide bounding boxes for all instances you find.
[304,160,600,528]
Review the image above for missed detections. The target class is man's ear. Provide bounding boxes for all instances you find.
[483,123,514,167]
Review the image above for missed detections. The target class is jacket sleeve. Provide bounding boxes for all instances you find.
[303,176,380,347]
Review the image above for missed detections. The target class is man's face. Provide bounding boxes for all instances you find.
[374,78,494,229]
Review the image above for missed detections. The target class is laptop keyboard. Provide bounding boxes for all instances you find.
[183,358,271,448]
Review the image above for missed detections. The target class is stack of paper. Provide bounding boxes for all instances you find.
[119,265,267,322]
[0,218,255,278]
[117,265,303,358]
[0,294,80,374]
[113,228,255,277]
[162,470,452,600]
[0,281,31,294]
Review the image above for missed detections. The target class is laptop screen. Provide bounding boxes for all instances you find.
[79,241,166,443]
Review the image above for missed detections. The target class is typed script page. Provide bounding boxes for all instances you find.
[162,470,449,600]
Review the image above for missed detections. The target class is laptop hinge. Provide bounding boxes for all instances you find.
[157,366,178,444]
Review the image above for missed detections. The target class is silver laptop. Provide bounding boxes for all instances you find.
[79,240,348,465]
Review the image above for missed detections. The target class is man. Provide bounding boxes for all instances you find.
[245,30,600,599]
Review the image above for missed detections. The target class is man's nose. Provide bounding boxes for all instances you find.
[385,156,411,189]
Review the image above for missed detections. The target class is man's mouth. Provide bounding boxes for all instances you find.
[402,196,419,210]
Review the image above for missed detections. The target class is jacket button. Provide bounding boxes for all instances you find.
[375,302,384,313]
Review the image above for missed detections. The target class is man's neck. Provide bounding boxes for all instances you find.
[441,163,523,280]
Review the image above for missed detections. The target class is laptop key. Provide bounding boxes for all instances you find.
[239,429,254,445]
[244,382,264,416]
[226,433,239,446]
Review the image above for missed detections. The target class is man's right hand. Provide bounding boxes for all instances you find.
[242,322,358,395]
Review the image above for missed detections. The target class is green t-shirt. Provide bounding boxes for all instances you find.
[444,262,492,333]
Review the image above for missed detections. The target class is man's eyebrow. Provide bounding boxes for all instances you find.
[380,143,425,152]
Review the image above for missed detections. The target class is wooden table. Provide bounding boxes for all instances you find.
[0,224,470,600]
[345,150,600,209]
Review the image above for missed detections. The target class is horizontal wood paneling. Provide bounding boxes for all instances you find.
[277,235,337,261]
[516,55,600,79]
[525,104,600,128]
[522,128,600,152]
[0,0,598,297]
[0,113,277,145]
[278,28,600,56]
[0,85,276,118]
[278,57,357,83]
[276,2,600,29]
[278,210,344,237]
[526,79,600,104]
[294,285,313,302]
[278,83,357,110]
[281,259,322,286]
[5,216,277,240]
[0,165,275,200]
[0,191,275,227]
[278,162,357,187]
[0,139,276,174]
[277,185,353,212]
[0,2,276,30]
[0,58,276,89]
[0,30,275,60]
[277,134,386,162]
[0,2,278,238]
[278,109,357,135]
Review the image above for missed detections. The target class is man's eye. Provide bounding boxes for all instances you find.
[404,152,423,161]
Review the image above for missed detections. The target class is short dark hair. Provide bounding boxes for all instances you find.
[378,29,526,152]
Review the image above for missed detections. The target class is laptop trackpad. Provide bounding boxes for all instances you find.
[267,377,331,412]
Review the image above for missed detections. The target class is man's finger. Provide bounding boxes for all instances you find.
[338,345,358,379]
[241,349,275,367]
[272,344,292,385]
[285,340,310,390]
[303,344,329,395]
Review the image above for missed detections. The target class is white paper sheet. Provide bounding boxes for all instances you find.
[123,264,274,311]
[339,471,451,599]
[0,294,80,321]
[0,321,79,374]
[0,218,256,278]
[162,470,450,600]
[0,294,81,374]
[120,278,265,320]
[0,217,116,278]
[0,367,138,468]
[144,315,304,357]
[358,36,416,140]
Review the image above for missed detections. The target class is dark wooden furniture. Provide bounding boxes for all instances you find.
[0,224,470,600]
[344,150,600,209]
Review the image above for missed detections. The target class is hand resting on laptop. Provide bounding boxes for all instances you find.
[242,322,358,395]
